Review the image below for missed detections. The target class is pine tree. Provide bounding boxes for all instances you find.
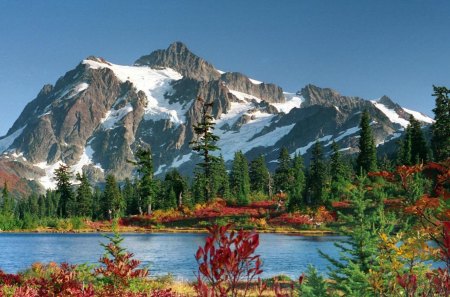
[330,141,347,182]
[1,182,14,215]
[132,147,156,214]
[307,141,328,206]
[287,154,305,211]
[273,147,293,193]
[320,177,394,296]
[122,178,138,215]
[249,154,270,195]
[75,171,93,217]
[409,115,428,163]
[397,125,412,165]
[431,86,450,162]
[356,110,377,173]
[210,155,230,200]
[54,164,74,217]
[160,170,188,209]
[190,97,220,201]
[103,174,124,219]
[229,151,250,205]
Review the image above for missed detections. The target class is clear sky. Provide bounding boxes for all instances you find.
[0,0,449,136]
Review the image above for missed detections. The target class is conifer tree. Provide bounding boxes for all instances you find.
[103,174,124,219]
[1,182,14,215]
[431,86,450,162]
[229,151,251,205]
[397,125,412,165]
[287,154,305,211]
[209,155,230,200]
[307,141,328,206]
[161,169,188,209]
[190,97,220,201]
[75,171,93,217]
[356,110,377,173]
[330,141,348,182]
[132,147,156,214]
[54,164,74,217]
[273,147,293,193]
[409,115,428,163]
[249,154,270,195]
[122,178,138,215]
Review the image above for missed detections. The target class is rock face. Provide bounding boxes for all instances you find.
[0,42,434,193]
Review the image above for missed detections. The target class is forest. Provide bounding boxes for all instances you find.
[0,86,448,296]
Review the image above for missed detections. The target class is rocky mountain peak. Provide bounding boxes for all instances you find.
[134,42,221,81]
[378,95,399,109]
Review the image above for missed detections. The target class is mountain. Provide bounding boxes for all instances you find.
[0,42,434,193]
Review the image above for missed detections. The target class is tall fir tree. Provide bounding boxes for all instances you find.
[409,115,428,164]
[209,155,230,200]
[330,141,347,182]
[397,125,412,165]
[1,182,14,215]
[356,110,377,174]
[102,174,124,219]
[273,147,293,193]
[190,97,220,201]
[54,164,75,217]
[307,141,328,206]
[229,151,251,205]
[132,147,156,214]
[431,86,450,162]
[122,178,139,215]
[75,171,93,217]
[249,154,270,195]
[287,154,305,211]
[160,169,188,209]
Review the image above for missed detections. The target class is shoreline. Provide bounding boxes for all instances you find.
[0,226,336,236]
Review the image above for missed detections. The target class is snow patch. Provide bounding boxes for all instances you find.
[334,126,360,143]
[101,103,133,130]
[83,59,189,125]
[402,107,434,124]
[291,135,333,156]
[228,90,261,102]
[371,101,409,128]
[34,161,65,190]
[271,93,304,113]
[0,126,26,152]
[169,153,192,169]
[249,78,262,85]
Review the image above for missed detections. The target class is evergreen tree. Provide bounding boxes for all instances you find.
[160,170,188,209]
[320,177,394,296]
[397,125,412,165]
[75,171,93,217]
[273,147,293,193]
[431,86,450,161]
[132,147,156,214]
[409,115,428,163]
[330,141,347,182]
[102,174,124,219]
[92,187,103,220]
[307,141,328,206]
[192,169,207,204]
[249,154,270,195]
[209,155,230,200]
[287,154,305,211]
[122,178,139,215]
[356,110,377,173]
[54,164,74,217]
[1,182,14,215]
[190,97,220,201]
[229,151,251,205]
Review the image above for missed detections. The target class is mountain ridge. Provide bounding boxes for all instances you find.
[0,42,434,193]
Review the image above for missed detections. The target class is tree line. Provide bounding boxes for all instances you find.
[0,86,448,229]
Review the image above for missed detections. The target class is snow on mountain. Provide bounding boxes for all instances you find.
[101,103,133,130]
[371,100,409,127]
[0,126,26,152]
[83,59,187,124]
[402,107,434,124]
[291,134,333,157]
[272,93,303,113]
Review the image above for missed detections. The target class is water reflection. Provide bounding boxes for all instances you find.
[0,233,342,280]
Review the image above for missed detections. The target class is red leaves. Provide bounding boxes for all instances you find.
[194,224,263,297]
[0,269,22,286]
[396,273,417,296]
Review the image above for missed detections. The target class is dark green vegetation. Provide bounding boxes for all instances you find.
[0,86,449,296]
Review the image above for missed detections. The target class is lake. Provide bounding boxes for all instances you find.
[0,233,343,280]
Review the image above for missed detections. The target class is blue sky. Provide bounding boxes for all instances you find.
[0,0,449,135]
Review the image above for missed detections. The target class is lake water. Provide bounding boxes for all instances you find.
[0,233,343,280]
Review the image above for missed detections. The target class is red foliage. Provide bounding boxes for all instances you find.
[270,213,313,226]
[194,224,263,297]
[396,273,417,297]
[331,200,352,209]
[0,269,22,286]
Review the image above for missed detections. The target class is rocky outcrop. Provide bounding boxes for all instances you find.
[135,42,221,81]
